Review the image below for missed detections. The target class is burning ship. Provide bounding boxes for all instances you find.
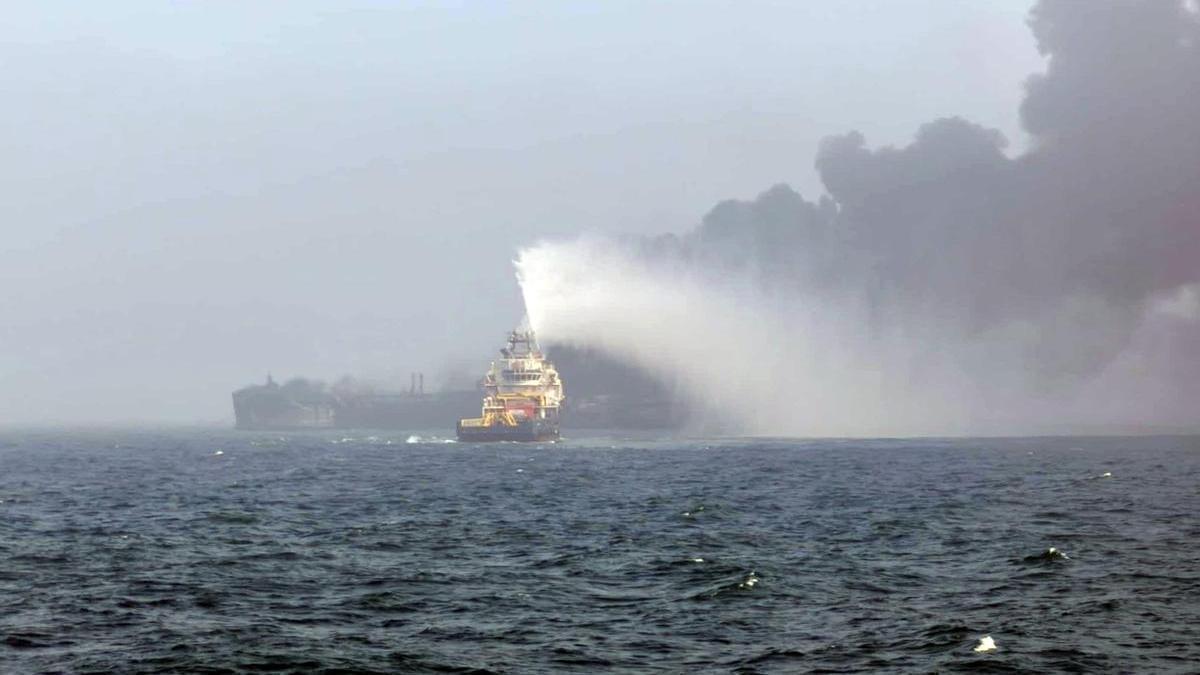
[231,373,479,431]
[457,330,563,442]
[231,337,683,433]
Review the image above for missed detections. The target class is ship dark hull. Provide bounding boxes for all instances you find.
[456,418,560,442]
[232,386,480,431]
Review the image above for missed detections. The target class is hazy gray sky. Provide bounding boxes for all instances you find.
[1,2,1041,424]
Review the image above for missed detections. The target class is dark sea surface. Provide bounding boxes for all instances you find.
[1,430,1198,673]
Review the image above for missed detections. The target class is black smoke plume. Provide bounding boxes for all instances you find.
[519,1,1200,435]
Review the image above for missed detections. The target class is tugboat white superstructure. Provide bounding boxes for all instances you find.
[456,330,563,442]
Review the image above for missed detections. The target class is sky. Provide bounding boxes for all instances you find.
[0,1,1044,424]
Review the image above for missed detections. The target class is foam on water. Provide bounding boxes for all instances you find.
[406,435,455,444]
[974,635,997,653]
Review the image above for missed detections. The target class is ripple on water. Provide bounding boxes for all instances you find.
[0,431,1196,672]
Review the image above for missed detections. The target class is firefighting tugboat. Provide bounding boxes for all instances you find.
[456,330,563,442]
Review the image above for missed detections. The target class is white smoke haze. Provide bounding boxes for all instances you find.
[517,236,1197,437]
[1152,283,1200,322]
[516,237,963,437]
[515,0,1200,437]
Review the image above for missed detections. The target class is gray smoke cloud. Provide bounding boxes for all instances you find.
[519,0,1200,435]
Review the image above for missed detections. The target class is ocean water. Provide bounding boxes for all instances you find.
[1,430,1198,673]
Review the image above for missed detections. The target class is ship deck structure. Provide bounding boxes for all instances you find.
[457,330,563,442]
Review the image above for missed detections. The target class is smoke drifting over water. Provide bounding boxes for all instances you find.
[516,237,978,436]
[517,1,1200,436]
